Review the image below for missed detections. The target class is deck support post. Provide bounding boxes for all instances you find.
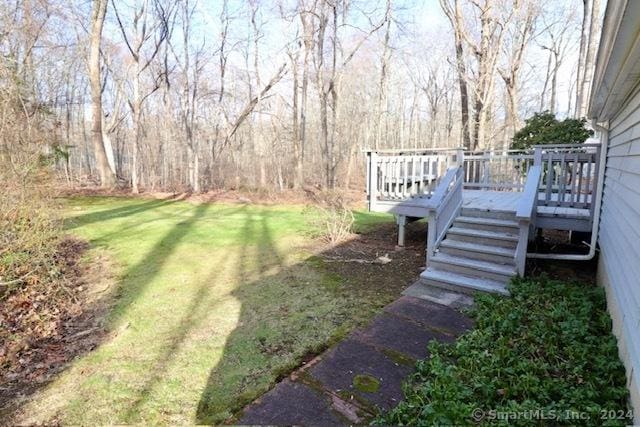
[516,220,529,276]
[533,147,542,165]
[396,214,407,247]
[368,152,378,211]
[456,148,464,167]
[426,214,436,263]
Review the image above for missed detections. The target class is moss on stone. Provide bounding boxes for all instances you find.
[352,374,380,393]
[381,348,415,367]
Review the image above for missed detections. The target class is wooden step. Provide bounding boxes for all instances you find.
[446,227,518,248]
[454,216,519,234]
[461,208,516,221]
[430,253,517,282]
[420,268,510,296]
[439,239,516,264]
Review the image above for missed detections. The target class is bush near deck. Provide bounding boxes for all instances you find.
[380,277,631,426]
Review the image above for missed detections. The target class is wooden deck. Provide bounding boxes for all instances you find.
[462,190,591,220]
[462,190,520,212]
[365,144,601,280]
[372,190,592,223]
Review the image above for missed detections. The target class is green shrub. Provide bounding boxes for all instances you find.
[378,277,631,426]
[512,112,593,150]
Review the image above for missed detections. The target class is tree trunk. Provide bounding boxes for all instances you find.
[441,0,471,150]
[578,0,600,118]
[300,9,313,177]
[132,65,141,194]
[89,0,116,187]
[540,50,552,111]
[550,54,559,114]
[575,0,590,117]
[290,51,302,189]
[374,0,392,149]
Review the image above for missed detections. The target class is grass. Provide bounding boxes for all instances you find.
[17,196,395,424]
[379,276,631,426]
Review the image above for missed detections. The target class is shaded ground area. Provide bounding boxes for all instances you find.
[0,238,115,417]
[526,229,599,284]
[528,229,593,255]
[239,296,473,424]
[7,196,425,424]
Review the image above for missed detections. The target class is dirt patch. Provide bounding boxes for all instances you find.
[0,238,116,417]
[318,221,426,299]
[525,229,598,284]
[527,229,592,255]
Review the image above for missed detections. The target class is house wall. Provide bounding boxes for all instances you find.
[597,84,640,421]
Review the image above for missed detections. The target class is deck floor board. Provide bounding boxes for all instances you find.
[462,190,521,212]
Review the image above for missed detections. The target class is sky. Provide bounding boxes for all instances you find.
[100,0,587,119]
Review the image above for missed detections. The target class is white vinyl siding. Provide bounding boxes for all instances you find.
[598,85,640,417]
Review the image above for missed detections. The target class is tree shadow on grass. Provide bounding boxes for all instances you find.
[194,208,294,423]
[8,200,423,424]
[64,197,178,230]
[3,200,221,420]
[106,203,251,329]
[119,205,290,423]
[193,213,425,424]
[97,203,423,424]
[119,205,254,421]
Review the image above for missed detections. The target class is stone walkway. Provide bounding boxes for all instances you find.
[238,286,474,425]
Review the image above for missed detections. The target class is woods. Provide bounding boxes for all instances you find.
[0,0,602,193]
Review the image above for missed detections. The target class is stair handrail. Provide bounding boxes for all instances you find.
[426,166,464,262]
[426,167,460,208]
[514,165,542,276]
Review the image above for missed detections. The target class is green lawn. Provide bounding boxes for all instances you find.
[18,196,395,424]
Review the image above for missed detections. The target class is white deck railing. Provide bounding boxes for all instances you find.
[464,150,534,191]
[366,148,463,211]
[535,144,601,214]
[366,144,600,209]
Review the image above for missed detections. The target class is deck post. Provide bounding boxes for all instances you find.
[456,148,464,167]
[368,151,378,211]
[426,213,436,263]
[589,144,601,222]
[396,214,407,247]
[533,146,542,166]
[516,220,529,276]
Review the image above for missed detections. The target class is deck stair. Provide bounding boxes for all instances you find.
[420,208,519,295]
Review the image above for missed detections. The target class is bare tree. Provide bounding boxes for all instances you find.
[440,0,471,150]
[467,1,511,151]
[539,9,576,115]
[10,0,590,194]
[89,0,116,187]
[374,0,392,149]
[575,0,600,118]
[314,0,385,188]
[498,0,537,145]
[171,0,204,192]
[112,0,171,193]
[298,1,315,186]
